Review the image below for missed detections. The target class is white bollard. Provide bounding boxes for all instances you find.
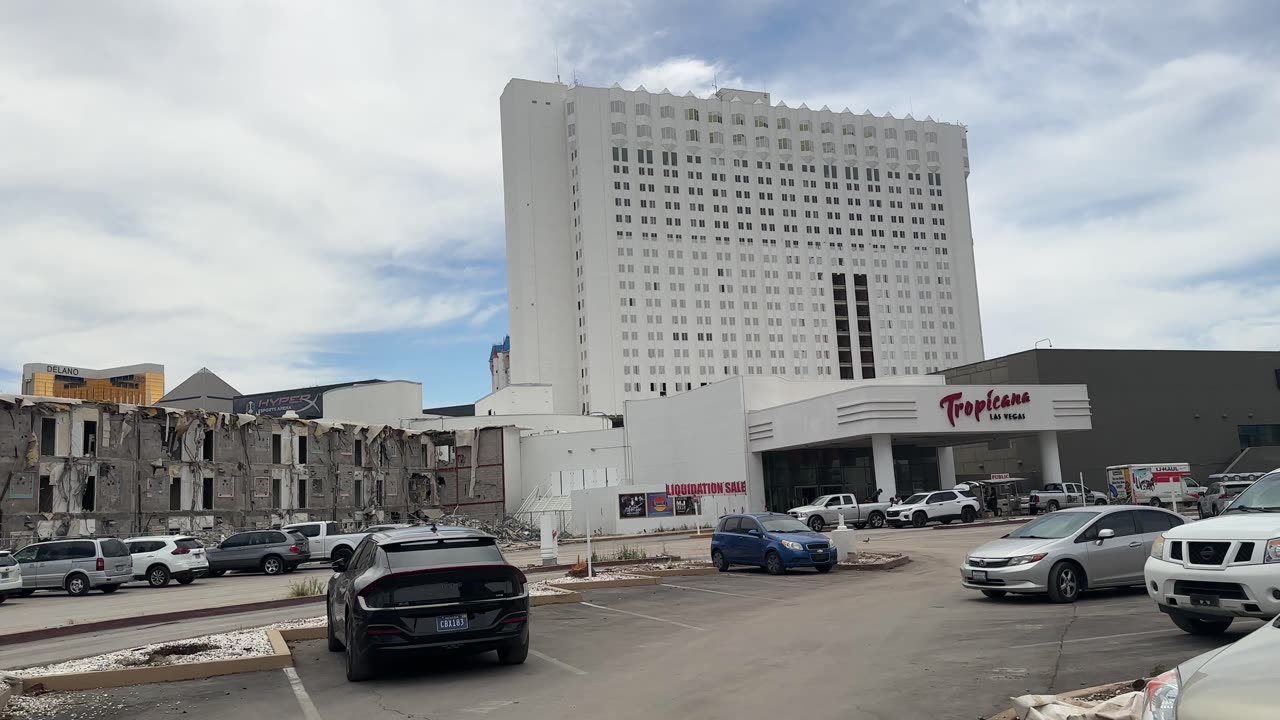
[540,513,559,567]
[830,512,858,561]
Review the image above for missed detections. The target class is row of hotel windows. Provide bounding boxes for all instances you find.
[582,100,945,144]
[609,230,952,255]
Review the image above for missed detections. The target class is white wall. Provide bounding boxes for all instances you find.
[514,428,626,513]
[569,483,746,536]
[625,377,763,510]
[475,384,554,416]
[322,381,423,425]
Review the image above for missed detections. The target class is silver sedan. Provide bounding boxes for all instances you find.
[960,505,1185,603]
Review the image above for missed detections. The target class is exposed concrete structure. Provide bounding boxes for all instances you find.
[0,395,507,546]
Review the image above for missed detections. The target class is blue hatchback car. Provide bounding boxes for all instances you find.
[711,513,837,574]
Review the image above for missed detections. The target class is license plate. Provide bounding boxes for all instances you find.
[437,614,469,632]
[1190,594,1219,608]
[813,552,828,560]
[971,570,988,582]
[0,571,8,579]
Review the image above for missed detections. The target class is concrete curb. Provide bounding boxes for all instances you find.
[0,595,326,647]
[530,590,584,607]
[560,528,697,545]
[17,629,295,694]
[839,554,911,571]
[985,681,1137,720]
[932,518,1030,531]
[547,576,661,590]
[522,556,680,574]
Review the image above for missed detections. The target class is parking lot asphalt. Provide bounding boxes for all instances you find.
[5,523,1256,720]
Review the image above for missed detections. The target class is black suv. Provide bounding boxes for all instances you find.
[326,526,529,681]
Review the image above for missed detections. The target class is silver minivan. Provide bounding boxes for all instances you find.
[10,538,134,596]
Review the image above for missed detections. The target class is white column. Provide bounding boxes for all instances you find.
[872,434,896,499]
[1039,431,1062,487]
[938,447,957,489]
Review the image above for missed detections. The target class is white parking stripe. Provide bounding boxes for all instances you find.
[529,649,588,675]
[283,667,323,720]
[1008,628,1175,649]
[660,583,782,601]
[579,601,706,631]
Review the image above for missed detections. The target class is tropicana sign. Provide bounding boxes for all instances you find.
[939,389,1031,426]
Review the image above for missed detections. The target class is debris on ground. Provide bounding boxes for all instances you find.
[597,561,709,572]
[528,583,576,597]
[435,512,570,546]
[1010,690,1143,719]
[838,551,905,565]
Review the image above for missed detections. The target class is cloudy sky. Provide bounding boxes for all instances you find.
[2,1,1277,406]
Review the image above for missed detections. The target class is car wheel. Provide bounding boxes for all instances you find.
[911,511,927,528]
[815,564,833,574]
[345,614,374,681]
[177,576,196,585]
[0,595,6,605]
[497,631,529,665]
[1149,498,1163,507]
[100,584,119,594]
[868,511,885,529]
[1046,562,1081,603]
[981,590,1007,599]
[327,603,344,652]
[261,555,284,576]
[1094,498,1107,506]
[1170,613,1232,636]
[808,515,825,532]
[1046,500,1060,512]
[148,565,171,588]
[19,589,35,597]
[941,518,953,525]
[765,550,786,575]
[65,574,90,597]
[712,549,729,572]
[961,507,977,523]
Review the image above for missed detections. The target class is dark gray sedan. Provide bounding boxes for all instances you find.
[961,505,1185,602]
[206,529,311,576]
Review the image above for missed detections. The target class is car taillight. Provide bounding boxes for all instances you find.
[172,547,190,555]
[96,558,104,571]
[289,545,300,553]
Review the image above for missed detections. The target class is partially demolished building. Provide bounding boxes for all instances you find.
[0,396,507,545]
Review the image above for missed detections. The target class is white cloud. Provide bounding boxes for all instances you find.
[0,2,558,395]
[620,57,743,97]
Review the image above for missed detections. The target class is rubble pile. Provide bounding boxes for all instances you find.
[437,513,546,545]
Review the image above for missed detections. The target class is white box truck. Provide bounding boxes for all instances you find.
[1106,463,1205,507]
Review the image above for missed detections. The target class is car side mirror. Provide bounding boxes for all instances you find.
[747,529,761,537]
[1096,528,1115,544]
[331,557,349,572]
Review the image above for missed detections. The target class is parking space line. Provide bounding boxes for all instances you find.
[529,648,588,675]
[579,602,706,631]
[1008,628,1175,649]
[660,583,782,601]
[283,667,324,720]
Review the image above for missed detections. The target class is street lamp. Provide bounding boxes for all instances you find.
[1034,338,1053,349]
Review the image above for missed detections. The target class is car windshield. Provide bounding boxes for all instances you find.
[1223,472,1280,513]
[1006,512,1100,539]
[902,494,929,505]
[808,495,833,507]
[760,516,812,533]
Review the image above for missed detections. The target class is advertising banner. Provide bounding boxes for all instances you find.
[646,492,674,517]
[618,493,647,519]
[674,496,701,516]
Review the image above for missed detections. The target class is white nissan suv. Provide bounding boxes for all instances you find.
[125,535,210,588]
[1145,468,1280,636]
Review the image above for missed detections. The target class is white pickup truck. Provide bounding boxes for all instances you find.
[1028,482,1109,514]
[787,493,892,531]
[281,521,368,565]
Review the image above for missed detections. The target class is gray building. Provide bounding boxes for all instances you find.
[158,367,241,412]
[943,349,1280,491]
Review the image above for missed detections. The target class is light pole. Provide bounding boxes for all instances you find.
[1034,338,1053,349]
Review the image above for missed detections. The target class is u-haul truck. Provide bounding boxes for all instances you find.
[1106,463,1203,507]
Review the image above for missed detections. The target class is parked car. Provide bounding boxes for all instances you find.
[8,538,133,596]
[962,505,1184,603]
[124,535,209,587]
[1145,468,1280,636]
[326,526,529,681]
[787,493,891,531]
[1142,615,1276,720]
[0,550,22,603]
[1196,479,1255,518]
[283,521,368,565]
[886,490,981,528]
[205,530,311,576]
[1028,482,1109,514]
[711,513,837,574]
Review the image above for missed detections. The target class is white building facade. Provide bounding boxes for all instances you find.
[502,79,984,416]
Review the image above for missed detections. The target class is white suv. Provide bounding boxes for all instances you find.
[0,550,22,603]
[885,490,981,528]
[125,535,210,588]
[1145,468,1280,635]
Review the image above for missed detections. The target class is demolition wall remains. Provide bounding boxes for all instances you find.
[0,396,507,546]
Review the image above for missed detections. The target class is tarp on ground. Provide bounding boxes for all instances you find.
[1012,691,1143,720]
